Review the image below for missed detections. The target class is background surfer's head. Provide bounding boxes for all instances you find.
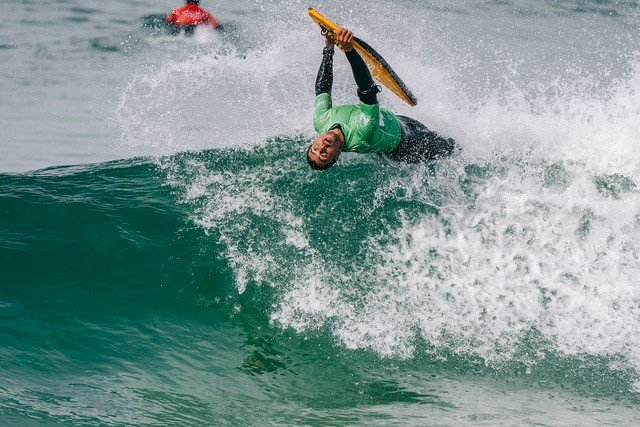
[307,129,344,171]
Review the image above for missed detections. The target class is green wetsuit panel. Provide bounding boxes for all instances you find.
[313,93,402,154]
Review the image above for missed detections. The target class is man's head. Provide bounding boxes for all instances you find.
[307,128,345,170]
[186,0,200,4]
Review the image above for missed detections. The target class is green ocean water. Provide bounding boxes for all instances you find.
[2,140,640,425]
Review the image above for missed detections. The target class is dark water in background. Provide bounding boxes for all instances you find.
[2,0,640,425]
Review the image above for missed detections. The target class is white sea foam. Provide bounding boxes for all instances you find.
[116,27,317,158]
[282,60,640,366]
[149,4,640,375]
[176,59,640,374]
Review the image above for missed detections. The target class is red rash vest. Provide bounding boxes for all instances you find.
[165,4,219,28]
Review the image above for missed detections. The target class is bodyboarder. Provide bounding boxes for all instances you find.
[308,29,456,170]
[165,0,219,36]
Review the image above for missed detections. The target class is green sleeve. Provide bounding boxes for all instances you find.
[313,93,332,133]
[352,102,379,140]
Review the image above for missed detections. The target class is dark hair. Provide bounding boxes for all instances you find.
[186,0,200,4]
[306,145,338,171]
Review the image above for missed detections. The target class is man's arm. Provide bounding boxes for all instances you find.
[313,38,335,132]
[315,44,335,96]
[335,29,380,105]
[345,50,380,105]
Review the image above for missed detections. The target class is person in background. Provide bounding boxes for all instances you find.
[165,0,219,36]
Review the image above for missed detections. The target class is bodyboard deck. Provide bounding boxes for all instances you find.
[308,8,417,106]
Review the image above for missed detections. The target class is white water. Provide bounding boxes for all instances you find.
[270,58,640,364]
[166,54,640,385]
[135,1,640,380]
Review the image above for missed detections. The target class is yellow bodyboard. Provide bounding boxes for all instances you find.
[308,8,417,106]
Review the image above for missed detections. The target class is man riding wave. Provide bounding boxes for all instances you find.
[307,29,456,170]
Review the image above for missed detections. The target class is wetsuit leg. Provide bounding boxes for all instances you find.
[386,116,456,163]
[316,46,334,96]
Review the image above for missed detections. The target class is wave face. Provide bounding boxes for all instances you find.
[2,139,640,424]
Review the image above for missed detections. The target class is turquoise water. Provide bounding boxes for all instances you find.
[2,0,640,425]
[2,146,640,425]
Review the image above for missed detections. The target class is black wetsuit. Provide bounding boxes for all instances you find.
[315,46,456,163]
[168,23,197,36]
[388,116,457,163]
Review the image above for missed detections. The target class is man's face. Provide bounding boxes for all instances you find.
[308,129,343,168]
